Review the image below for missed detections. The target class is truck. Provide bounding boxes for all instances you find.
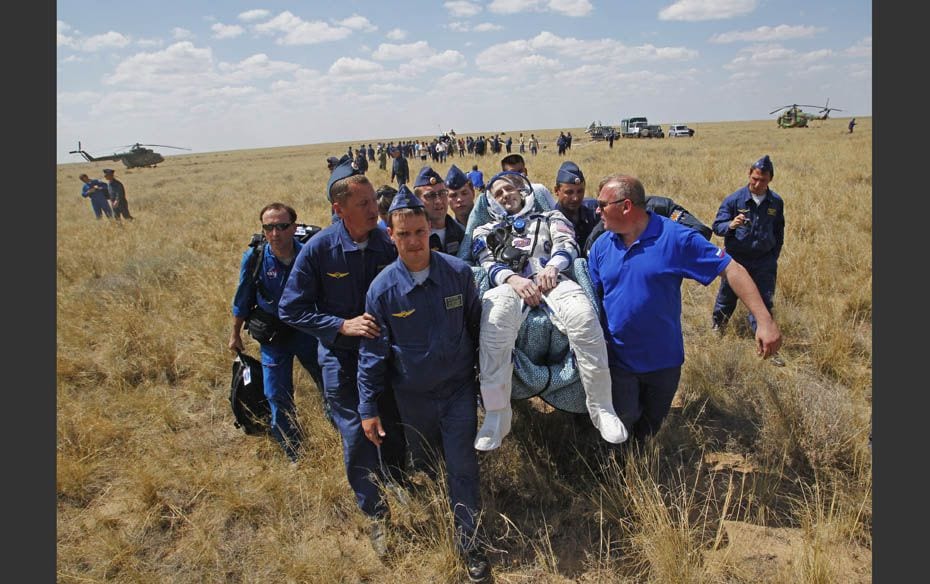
[620,116,651,138]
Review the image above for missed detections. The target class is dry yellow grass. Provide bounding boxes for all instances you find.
[57,118,871,582]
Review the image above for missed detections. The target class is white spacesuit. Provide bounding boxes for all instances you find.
[471,172,628,451]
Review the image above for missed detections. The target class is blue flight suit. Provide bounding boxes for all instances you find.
[81,179,112,219]
[560,200,599,256]
[278,222,405,518]
[358,251,482,552]
[711,185,785,332]
[392,156,410,187]
[232,239,324,461]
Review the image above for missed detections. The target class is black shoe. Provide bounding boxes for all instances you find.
[465,549,491,583]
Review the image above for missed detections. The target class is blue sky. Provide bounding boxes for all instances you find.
[56,0,871,163]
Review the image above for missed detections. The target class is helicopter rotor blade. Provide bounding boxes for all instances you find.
[139,144,192,150]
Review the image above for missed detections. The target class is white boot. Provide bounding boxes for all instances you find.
[474,407,513,451]
[591,408,628,444]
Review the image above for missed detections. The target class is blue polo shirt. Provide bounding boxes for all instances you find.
[357,252,480,419]
[278,222,396,350]
[588,212,731,373]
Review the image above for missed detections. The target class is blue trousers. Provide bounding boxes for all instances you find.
[713,256,777,333]
[610,365,682,442]
[260,331,321,461]
[320,346,406,518]
[90,194,112,219]
[394,383,481,552]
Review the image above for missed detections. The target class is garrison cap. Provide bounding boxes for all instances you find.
[102,168,115,174]
[388,185,424,213]
[752,155,774,177]
[444,164,468,190]
[556,161,584,185]
[326,154,363,202]
[414,166,443,188]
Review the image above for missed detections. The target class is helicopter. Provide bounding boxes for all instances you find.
[770,99,844,128]
[585,121,617,141]
[69,141,191,168]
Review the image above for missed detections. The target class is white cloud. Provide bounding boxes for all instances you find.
[79,31,132,52]
[58,90,100,106]
[445,1,483,17]
[202,86,259,98]
[217,53,300,83]
[372,41,431,61]
[448,22,470,32]
[337,14,377,32]
[136,38,164,48]
[386,28,407,40]
[57,20,76,48]
[328,57,384,77]
[61,55,84,63]
[488,0,591,16]
[659,0,756,22]
[172,27,194,40]
[710,24,823,43]
[474,22,504,32]
[724,43,834,71]
[254,11,353,45]
[368,83,416,93]
[420,50,467,69]
[238,9,270,22]
[106,42,215,88]
[844,36,871,58]
[211,23,245,39]
[547,0,593,17]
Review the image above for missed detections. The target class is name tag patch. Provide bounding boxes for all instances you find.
[767,208,777,216]
[444,294,463,310]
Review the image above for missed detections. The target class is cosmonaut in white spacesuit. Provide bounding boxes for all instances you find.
[470,171,628,451]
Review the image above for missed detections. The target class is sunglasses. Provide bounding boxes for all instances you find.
[422,190,449,201]
[595,198,626,211]
[262,222,293,232]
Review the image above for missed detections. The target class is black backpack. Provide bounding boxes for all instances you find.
[229,350,270,435]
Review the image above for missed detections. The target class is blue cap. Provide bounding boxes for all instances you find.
[445,164,468,190]
[103,168,114,174]
[556,161,584,185]
[326,154,363,202]
[752,155,774,176]
[414,166,443,188]
[388,185,425,213]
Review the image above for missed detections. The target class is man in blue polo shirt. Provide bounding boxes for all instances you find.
[588,174,782,442]
[278,157,406,556]
[358,186,490,582]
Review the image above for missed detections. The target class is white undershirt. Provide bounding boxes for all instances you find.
[355,239,369,251]
[751,193,766,206]
[411,266,430,285]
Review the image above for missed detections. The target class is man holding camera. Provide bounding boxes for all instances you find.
[470,172,628,451]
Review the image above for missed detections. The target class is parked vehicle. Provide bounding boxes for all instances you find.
[645,125,665,138]
[620,117,649,138]
[668,124,695,137]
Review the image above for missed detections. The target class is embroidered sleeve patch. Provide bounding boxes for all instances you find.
[444,294,463,310]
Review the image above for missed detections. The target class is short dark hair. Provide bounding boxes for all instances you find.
[472,164,478,171]
[376,185,397,216]
[330,175,372,205]
[259,202,297,222]
[387,206,427,228]
[500,154,524,169]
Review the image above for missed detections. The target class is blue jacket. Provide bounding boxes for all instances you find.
[232,240,304,318]
[357,252,480,419]
[712,186,785,262]
[278,222,396,351]
[81,179,109,200]
[561,200,600,252]
[391,157,409,183]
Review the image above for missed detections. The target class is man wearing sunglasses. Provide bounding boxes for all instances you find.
[588,174,782,443]
[278,157,406,557]
[229,203,322,463]
[412,166,465,256]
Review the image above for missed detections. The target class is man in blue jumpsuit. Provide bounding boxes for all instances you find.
[79,173,112,219]
[446,164,477,227]
[711,155,785,335]
[103,168,134,221]
[229,203,323,462]
[412,166,465,255]
[553,161,598,255]
[358,187,491,582]
[390,147,410,188]
[589,174,782,442]
[278,158,406,554]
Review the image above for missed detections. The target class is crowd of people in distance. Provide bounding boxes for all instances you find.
[223,145,786,581]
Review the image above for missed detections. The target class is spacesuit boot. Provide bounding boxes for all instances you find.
[588,402,628,444]
[474,407,512,451]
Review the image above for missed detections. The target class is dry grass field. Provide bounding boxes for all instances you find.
[57,118,872,583]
